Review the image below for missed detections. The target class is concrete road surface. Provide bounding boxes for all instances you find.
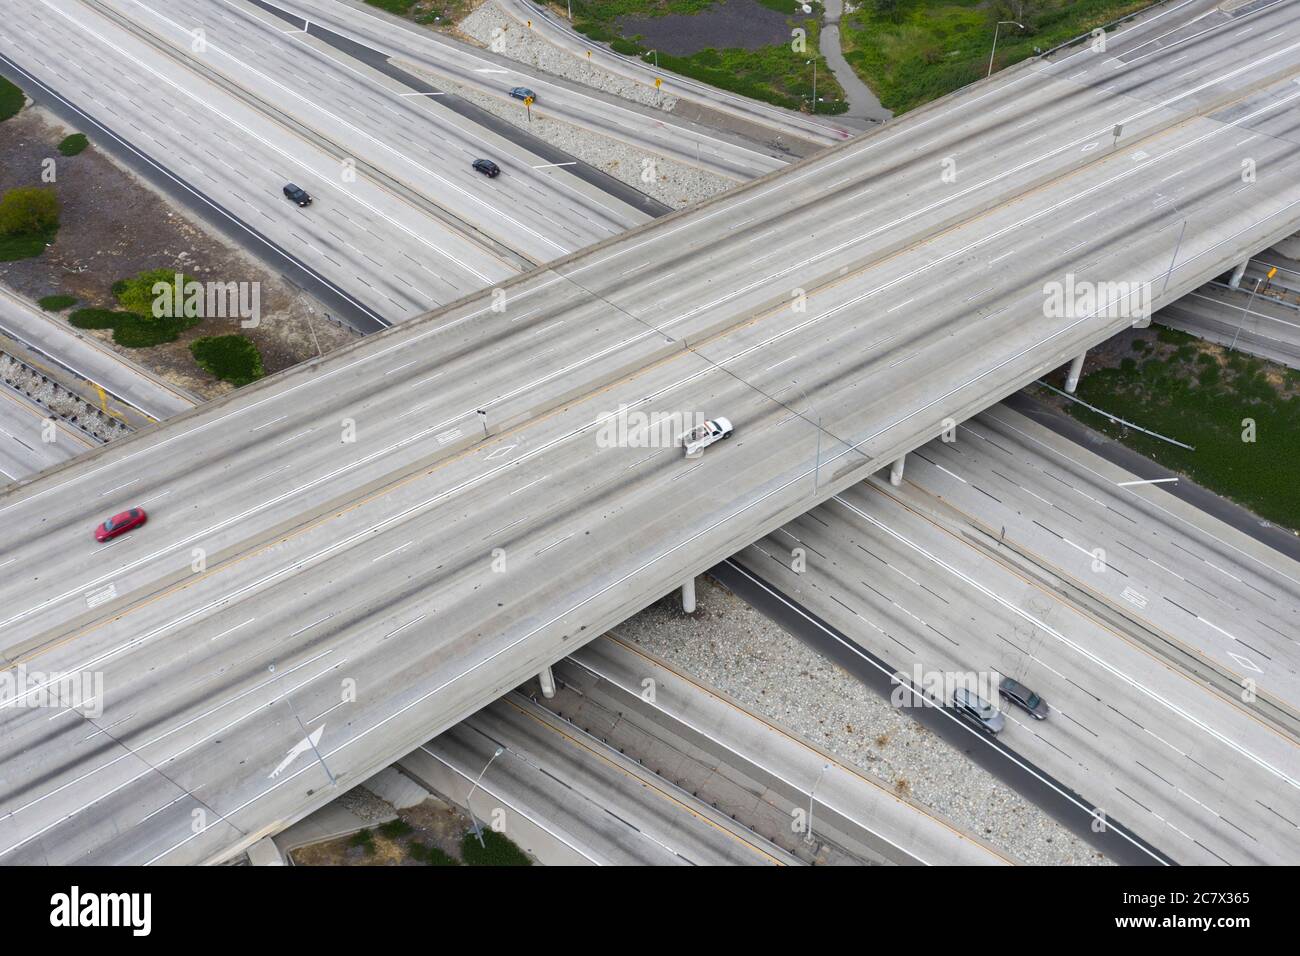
[0,289,196,423]
[410,690,800,865]
[1,0,1299,863]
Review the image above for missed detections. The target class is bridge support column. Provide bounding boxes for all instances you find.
[1065,352,1086,394]
[681,577,696,614]
[1229,259,1249,290]
[538,665,556,700]
[889,455,906,487]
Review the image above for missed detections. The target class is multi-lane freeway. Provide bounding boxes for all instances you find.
[732,404,1300,865]
[2,0,1300,863]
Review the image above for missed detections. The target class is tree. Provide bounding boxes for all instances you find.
[0,186,59,238]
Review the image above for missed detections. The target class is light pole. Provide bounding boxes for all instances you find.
[988,21,1024,78]
[791,380,821,495]
[1229,276,1264,353]
[805,763,830,847]
[467,745,505,848]
[1156,193,1187,295]
[646,48,658,69]
[805,59,817,110]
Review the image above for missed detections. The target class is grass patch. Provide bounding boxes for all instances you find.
[364,0,419,12]
[69,308,198,348]
[1064,328,1300,532]
[460,828,531,866]
[409,841,460,866]
[571,1,846,114]
[190,334,264,387]
[0,231,54,262]
[841,0,1150,114]
[57,133,89,156]
[0,76,23,122]
[646,40,847,114]
[38,294,78,311]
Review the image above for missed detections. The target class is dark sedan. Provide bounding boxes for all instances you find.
[999,677,1049,720]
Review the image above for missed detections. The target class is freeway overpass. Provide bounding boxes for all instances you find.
[2,0,1300,864]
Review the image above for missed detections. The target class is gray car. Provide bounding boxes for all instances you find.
[998,677,1049,720]
[953,687,1004,735]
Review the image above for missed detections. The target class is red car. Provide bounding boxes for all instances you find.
[94,507,147,542]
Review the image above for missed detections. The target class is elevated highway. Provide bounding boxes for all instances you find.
[2,0,1300,863]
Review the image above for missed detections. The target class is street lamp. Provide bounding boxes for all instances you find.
[467,745,505,848]
[646,48,659,69]
[805,763,831,847]
[805,58,818,110]
[1229,276,1264,353]
[1156,192,1188,296]
[988,21,1025,78]
[791,379,821,496]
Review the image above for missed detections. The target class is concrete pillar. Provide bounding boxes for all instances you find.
[1229,259,1249,290]
[1065,351,1086,394]
[681,577,696,614]
[538,665,556,699]
[889,455,906,487]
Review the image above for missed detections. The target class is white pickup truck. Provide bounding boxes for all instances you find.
[683,417,733,456]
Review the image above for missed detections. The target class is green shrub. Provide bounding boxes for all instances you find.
[0,76,22,122]
[115,267,192,318]
[69,308,197,348]
[0,186,59,261]
[378,819,413,839]
[189,334,264,387]
[349,828,376,855]
[57,133,88,156]
[38,294,78,311]
[460,828,531,866]
[0,186,59,238]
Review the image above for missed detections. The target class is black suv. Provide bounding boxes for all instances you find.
[472,159,501,178]
[283,183,312,206]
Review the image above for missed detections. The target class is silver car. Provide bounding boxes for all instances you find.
[953,687,1005,735]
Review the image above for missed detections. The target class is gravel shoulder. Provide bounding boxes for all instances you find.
[616,576,1110,865]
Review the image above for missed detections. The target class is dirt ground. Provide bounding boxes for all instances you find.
[616,0,794,56]
[289,794,481,866]
[0,102,356,400]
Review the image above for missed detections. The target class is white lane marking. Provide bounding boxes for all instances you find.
[371,541,412,563]
[211,618,255,642]
[509,476,548,496]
